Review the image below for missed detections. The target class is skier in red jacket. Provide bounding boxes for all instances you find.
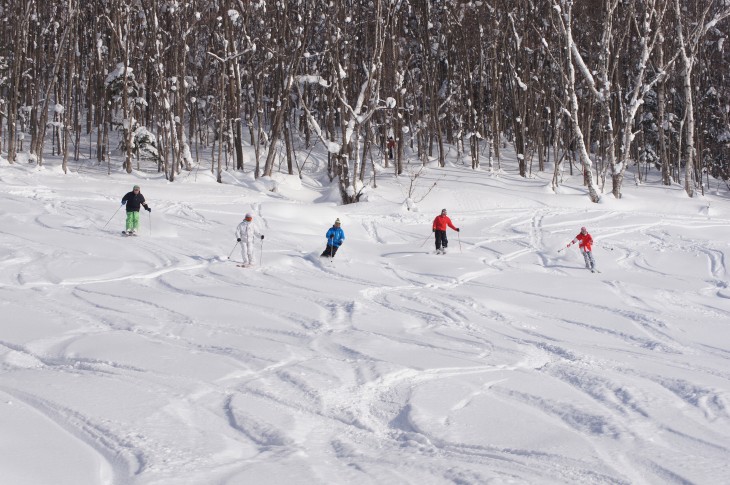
[432,208,459,254]
[567,226,596,271]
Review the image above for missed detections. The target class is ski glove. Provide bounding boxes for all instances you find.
[237,238,241,242]
[146,206,152,212]
[260,235,265,240]
[456,228,460,232]
[432,228,435,232]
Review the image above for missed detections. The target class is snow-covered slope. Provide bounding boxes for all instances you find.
[1,152,729,485]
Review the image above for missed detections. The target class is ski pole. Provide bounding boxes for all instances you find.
[149,211,152,237]
[419,231,433,248]
[260,236,264,266]
[227,241,240,259]
[103,204,124,229]
[457,230,462,253]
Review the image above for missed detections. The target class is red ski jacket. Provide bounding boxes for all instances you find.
[572,232,593,251]
[433,215,457,231]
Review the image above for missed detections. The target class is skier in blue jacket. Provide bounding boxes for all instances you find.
[321,218,345,258]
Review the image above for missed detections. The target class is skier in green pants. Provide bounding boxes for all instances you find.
[121,185,151,235]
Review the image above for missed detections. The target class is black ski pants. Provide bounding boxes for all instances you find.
[434,230,448,250]
[321,245,339,258]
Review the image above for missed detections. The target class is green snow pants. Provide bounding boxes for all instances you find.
[126,211,140,232]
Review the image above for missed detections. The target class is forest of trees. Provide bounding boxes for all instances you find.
[0,0,728,203]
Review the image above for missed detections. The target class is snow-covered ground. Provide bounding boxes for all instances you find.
[1,148,729,485]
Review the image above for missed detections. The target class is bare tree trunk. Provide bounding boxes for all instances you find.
[657,45,671,186]
[284,119,294,175]
[6,0,32,163]
[62,2,77,174]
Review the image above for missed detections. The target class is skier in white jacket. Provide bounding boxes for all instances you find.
[235,212,264,266]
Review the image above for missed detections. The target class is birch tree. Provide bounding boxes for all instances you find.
[612,0,668,197]
[672,0,730,197]
[551,0,601,202]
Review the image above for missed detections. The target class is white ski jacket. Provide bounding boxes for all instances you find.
[235,220,260,245]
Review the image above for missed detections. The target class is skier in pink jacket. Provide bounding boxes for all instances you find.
[567,226,596,272]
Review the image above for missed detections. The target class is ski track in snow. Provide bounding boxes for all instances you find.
[1,161,730,484]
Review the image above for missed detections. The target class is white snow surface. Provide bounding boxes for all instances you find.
[1,150,729,485]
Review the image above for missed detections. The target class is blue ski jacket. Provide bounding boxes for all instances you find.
[325,226,345,247]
